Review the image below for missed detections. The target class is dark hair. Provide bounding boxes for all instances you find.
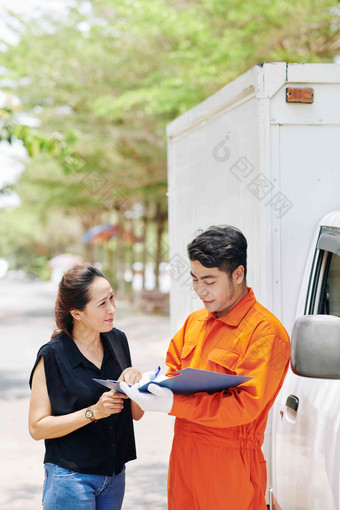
[51,265,106,339]
[187,225,247,280]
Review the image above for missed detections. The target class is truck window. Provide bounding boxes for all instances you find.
[306,227,340,316]
[318,252,340,317]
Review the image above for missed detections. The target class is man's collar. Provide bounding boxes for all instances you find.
[199,287,256,327]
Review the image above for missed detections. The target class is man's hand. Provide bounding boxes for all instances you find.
[120,382,173,413]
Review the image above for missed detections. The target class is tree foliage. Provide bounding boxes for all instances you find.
[0,0,339,280]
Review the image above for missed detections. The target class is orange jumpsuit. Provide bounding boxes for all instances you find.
[166,288,290,510]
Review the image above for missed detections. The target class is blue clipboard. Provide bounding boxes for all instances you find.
[94,368,252,396]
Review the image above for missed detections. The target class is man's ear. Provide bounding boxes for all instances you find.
[233,265,245,284]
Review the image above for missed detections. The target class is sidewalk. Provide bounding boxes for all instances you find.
[0,279,174,509]
[114,299,175,510]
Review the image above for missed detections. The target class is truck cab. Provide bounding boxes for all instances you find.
[166,62,340,509]
[272,213,340,509]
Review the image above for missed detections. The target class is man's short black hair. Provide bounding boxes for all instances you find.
[187,225,247,280]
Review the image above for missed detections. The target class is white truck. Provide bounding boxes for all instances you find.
[166,62,340,509]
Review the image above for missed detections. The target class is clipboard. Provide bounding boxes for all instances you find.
[94,367,252,396]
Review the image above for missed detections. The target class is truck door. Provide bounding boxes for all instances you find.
[272,226,340,510]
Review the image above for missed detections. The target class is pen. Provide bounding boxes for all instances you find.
[151,365,161,381]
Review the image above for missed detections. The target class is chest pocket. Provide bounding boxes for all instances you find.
[208,348,240,374]
[180,343,196,367]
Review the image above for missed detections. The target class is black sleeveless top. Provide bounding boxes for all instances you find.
[29,328,136,476]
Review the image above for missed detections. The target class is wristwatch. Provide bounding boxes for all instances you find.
[85,408,97,422]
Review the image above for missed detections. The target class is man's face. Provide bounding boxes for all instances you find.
[190,260,247,318]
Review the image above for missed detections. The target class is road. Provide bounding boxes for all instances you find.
[0,277,174,509]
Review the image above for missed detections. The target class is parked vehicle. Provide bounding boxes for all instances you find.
[166,62,340,509]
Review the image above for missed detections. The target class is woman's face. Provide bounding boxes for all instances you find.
[76,277,116,334]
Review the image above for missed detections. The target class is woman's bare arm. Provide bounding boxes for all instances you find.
[29,357,127,440]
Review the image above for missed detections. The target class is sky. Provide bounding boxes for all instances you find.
[0,0,72,206]
[0,0,71,44]
[0,0,94,209]
[0,1,93,206]
[0,141,25,207]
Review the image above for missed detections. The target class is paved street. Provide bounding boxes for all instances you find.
[0,277,174,509]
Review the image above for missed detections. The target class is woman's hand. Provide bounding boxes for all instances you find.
[118,367,144,421]
[118,367,142,385]
[92,390,128,420]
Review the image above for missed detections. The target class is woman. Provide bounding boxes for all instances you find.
[29,264,143,510]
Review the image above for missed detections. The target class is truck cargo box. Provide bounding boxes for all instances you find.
[166,62,340,509]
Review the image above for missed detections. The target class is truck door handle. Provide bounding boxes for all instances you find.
[286,394,299,412]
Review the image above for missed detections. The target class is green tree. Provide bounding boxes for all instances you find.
[0,0,339,287]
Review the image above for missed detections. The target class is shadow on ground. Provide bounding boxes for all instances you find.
[0,371,29,400]
[125,462,168,509]
[1,483,42,509]
[0,309,54,322]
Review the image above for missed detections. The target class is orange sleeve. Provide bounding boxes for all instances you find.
[169,333,290,428]
[165,322,186,376]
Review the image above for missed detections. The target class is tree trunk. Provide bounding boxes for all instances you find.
[81,213,101,264]
[154,202,166,290]
[141,201,149,290]
[116,212,126,299]
[128,219,136,302]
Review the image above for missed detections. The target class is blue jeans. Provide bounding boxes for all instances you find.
[42,463,125,510]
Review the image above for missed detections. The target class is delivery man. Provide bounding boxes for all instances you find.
[121,225,290,510]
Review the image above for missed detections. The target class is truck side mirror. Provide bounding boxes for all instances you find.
[291,315,340,379]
